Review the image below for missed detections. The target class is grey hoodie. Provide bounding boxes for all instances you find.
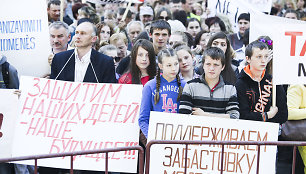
[0,55,19,89]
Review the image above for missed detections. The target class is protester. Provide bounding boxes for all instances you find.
[206,32,237,84]
[47,0,73,25]
[109,33,129,63]
[149,19,171,55]
[50,21,116,83]
[179,47,239,119]
[118,39,156,86]
[174,43,200,82]
[186,18,201,39]
[139,5,154,25]
[155,7,172,21]
[49,21,72,55]
[138,48,186,137]
[95,21,114,50]
[205,16,227,34]
[168,31,188,48]
[228,13,250,51]
[126,21,144,46]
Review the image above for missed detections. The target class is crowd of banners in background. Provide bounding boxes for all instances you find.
[147,112,279,174]
[1,77,142,173]
[0,0,50,77]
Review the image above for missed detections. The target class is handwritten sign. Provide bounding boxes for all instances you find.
[147,112,279,174]
[12,76,142,173]
[0,89,18,158]
[0,0,51,77]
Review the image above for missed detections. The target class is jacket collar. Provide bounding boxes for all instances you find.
[243,65,266,81]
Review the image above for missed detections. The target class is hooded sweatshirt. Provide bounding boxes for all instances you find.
[235,65,287,124]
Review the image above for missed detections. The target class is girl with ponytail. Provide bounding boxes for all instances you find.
[138,48,186,138]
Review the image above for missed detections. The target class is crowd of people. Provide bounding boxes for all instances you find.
[1,0,306,173]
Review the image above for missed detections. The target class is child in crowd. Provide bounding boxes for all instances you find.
[138,48,186,137]
[173,43,200,82]
[118,39,156,86]
[179,47,239,119]
[235,40,287,123]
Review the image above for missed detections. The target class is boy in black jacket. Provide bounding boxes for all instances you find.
[235,40,288,124]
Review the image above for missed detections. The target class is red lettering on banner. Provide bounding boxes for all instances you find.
[47,119,64,138]
[103,84,122,103]
[97,103,111,123]
[39,80,51,98]
[21,97,36,115]
[33,99,45,117]
[90,84,106,102]
[65,83,81,101]
[82,83,96,102]
[28,78,40,97]
[51,81,67,101]
[62,121,77,139]
[71,103,85,121]
[60,103,74,119]
[301,41,306,56]
[123,103,139,123]
[114,104,127,123]
[285,31,303,56]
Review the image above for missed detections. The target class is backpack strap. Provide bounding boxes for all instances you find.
[2,62,10,88]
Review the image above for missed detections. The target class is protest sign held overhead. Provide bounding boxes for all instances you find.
[12,76,142,173]
[0,0,51,77]
[147,112,279,174]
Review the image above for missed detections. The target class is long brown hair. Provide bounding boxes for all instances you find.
[129,39,157,84]
[154,48,183,105]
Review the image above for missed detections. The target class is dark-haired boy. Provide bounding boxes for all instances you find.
[228,13,250,51]
[149,19,171,55]
[179,47,239,119]
[235,40,287,123]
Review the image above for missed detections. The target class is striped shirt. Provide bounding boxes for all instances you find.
[179,75,239,119]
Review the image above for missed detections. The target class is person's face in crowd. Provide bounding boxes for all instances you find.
[105,49,119,64]
[136,46,150,71]
[169,34,183,47]
[159,56,179,82]
[170,2,181,13]
[185,0,194,12]
[209,23,221,33]
[297,0,305,9]
[49,26,71,52]
[238,19,250,36]
[95,4,104,15]
[74,22,97,49]
[114,39,127,58]
[187,21,201,38]
[286,1,294,9]
[140,14,154,25]
[100,25,111,42]
[128,23,142,43]
[211,38,227,53]
[285,12,298,19]
[203,56,224,81]
[152,29,170,50]
[247,48,269,72]
[199,33,210,50]
[193,5,203,16]
[177,49,194,73]
[158,11,169,21]
[48,4,60,21]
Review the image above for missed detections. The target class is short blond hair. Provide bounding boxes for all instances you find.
[109,32,128,45]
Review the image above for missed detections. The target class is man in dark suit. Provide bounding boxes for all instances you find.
[50,21,116,83]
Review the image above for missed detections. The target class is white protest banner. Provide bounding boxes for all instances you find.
[12,76,142,173]
[207,0,260,32]
[0,0,51,77]
[250,12,306,42]
[0,89,18,158]
[147,111,279,174]
[273,23,306,85]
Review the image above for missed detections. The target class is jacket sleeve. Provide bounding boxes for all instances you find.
[138,83,153,138]
[102,56,117,83]
[179,83,193,114]
[236,80,264,121]
[268,85,288,124]
[287,85,306,120]
[226,86,240,119]
[50,54,58,80]
[8,65,19,89]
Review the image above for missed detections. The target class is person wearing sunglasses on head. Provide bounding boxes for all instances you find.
[156,7,172,21]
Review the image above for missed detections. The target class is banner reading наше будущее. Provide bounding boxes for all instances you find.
[11,76,142,173]
[147,111,279,174]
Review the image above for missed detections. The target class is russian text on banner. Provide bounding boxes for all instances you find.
[12,76,142,173]
[147,111,279,174]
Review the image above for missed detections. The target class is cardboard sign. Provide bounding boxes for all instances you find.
[0,89,18,158]
[273,24,306,85]
[147,112,279,174]
[0,0,51,77]
[12,76,142,173]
